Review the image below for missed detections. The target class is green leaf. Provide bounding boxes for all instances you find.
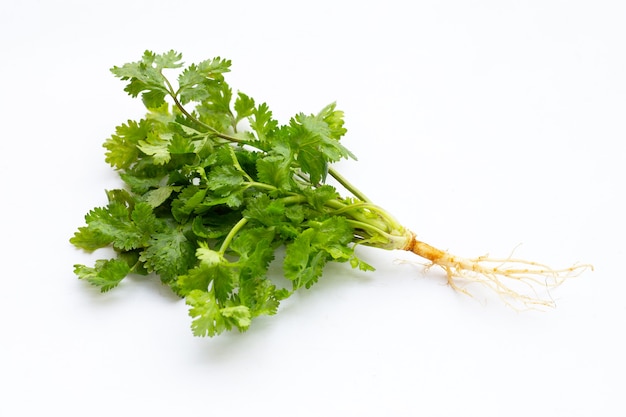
[177,57,231,104]
[303,185,340,210]
[131,202,163,236]
[234,92,255,122]
[171,186,208,221]
[140,185,177,208]
[79,203,140,251]
[212,264,238,302]
[150,50,184,70]
[73,258,131,292]
[229,228,285,317]
[243,195,283,223]
[141,89,168,109]
[105,188,135,207]
[201,192,244,209]
[139,227,197,284]
[103,119,151,170]
[256,154,293,191]
[168,133,196,154]
[220,305,252,330]
[74,199,160,252]
[231,228,277,281]
[317,102,348,140]
[238,275,283,318]
[138,131,172,165]
[284,235,328,290]
[287,122,328,184]
[286,105,356,183]
[350,256,376,272]
[196,242,225,266]
[186,290,225,337]
[186,290,253,337]
[177,263,213,294]
[111,50,183,108]
[230,227,276,262]
[207,164,245,196]
[120,171,166,195]
[191,216,223,239]
[70,226,113,251]
[284,216,354,289]
[178,246,235,300]
[249,102,277,144]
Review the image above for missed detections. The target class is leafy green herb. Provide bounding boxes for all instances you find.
[71,51,592,337]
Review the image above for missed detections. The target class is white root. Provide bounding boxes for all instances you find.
[431,254,590,309]
[404,234,593,310]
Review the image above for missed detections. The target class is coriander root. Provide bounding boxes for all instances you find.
[402,232,592,309]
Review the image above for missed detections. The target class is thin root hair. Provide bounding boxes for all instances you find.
[436,256,592,310]
[405,237,593,310]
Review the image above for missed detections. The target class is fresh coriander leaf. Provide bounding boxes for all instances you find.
[150,50,184,70]
[139,227,197,285]
[177,263,214,295]
[168,133,196,155]
[171,186,208,221]
[131,202,163,236]
[110,50,183,108]
[104,119,151,170]
[303,185,340,210]
[186,289,251,337]
[206,164,245,196]
[196,242,225,266]
[234,92,255,122]
[196,83,234,131]
[317,102,348,140]
[73,258,130,292]
[138,131,172,165]
[70,225,113,251]
[219,305,252,330]
[119,171,165,195]
[79,203,139,251]
[177,57,231,104]
[186,289,225,337]
[140,185,178,208]
[256,154,293,191]
[249,102,277,144]
[283,216,354,289]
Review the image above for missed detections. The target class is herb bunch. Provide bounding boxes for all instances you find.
[71,51,590,337]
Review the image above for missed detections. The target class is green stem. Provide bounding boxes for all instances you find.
[344,219,390,238]
[227,146,254,182]
[330,201,402,230]
[244,181,281,193]
[328,167,371,203]
[219,217,249,254]
[163,73,247,145]
[278,194,309,205]
[345,219,410,249]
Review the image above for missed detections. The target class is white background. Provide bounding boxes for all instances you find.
[1,1,624,416]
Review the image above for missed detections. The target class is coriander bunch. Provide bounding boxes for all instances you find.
[71,51,591,337]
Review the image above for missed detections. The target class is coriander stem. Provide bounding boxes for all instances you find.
[163,72,247,145]
[219,217,249,254]
[172,93,245,144]
[328,167,371,203]
[245,182,280,193]
[330,201,402,230]
[345,219,389,237]
[227,146,254,182]
[278,195,308,205]
[344,219,410,249]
